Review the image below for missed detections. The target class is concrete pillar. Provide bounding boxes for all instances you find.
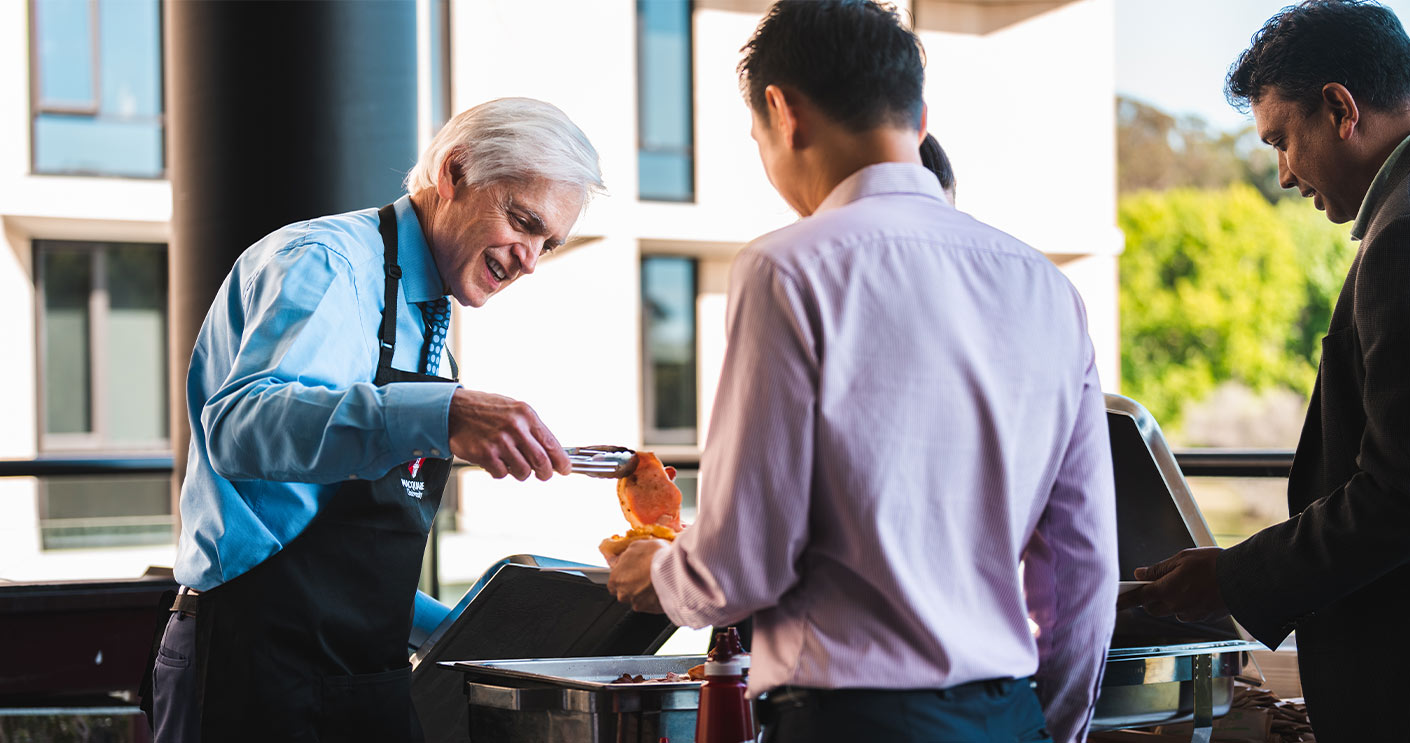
[165,1,418,513]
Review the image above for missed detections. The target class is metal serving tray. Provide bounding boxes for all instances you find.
[445,655,707,743]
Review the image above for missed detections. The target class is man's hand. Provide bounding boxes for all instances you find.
[1121,546,1229,622]
[447,389,571,481]
[607,539,668,614]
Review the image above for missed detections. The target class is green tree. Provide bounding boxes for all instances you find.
[1276,198,1357,370]
[1119,184,1311,426]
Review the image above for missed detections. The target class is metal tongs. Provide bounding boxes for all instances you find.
[564,445,639,479]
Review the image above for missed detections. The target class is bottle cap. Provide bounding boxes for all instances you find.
[704,657,747,676]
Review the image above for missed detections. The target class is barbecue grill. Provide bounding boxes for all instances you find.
[434,394,1262,742]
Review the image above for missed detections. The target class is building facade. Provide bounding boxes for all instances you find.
[0,0,1119,596]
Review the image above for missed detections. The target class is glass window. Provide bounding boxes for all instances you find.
[642,256,698,444]
[637,0,694,202]
[30,0,164,177]
[37,240,169,451]
[39,475,173,549]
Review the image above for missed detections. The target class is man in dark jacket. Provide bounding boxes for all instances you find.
[1129,2,1410,740]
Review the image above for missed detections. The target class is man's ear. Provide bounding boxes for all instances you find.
[436,149,465,200]
[764,84,804,150]
[1323,83,1360,140]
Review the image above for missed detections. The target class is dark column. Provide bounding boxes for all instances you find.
[165,1,418,512]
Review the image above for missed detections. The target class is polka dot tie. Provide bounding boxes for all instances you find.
[420,297,450,375]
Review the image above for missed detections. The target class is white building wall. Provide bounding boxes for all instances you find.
[919,0,1121,387]
[0,0,1120,585]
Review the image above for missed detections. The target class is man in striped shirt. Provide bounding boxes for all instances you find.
[607,2,1118,741]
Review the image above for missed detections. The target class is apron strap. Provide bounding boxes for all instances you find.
[376,204,401,372]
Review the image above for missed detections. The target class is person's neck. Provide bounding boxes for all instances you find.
[408,188,438,233]
[794,126,922,216]
[1345,109,1410,209]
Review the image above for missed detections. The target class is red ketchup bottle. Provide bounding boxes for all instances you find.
[695,627,755,743]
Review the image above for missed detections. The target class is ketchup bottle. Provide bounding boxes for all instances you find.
[695,627,755,743]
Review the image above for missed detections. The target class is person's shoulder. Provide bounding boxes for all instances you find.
[232,207,384,298]
[243,207,382,271]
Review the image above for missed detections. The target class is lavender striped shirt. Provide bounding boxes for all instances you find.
[651,163,1118,742]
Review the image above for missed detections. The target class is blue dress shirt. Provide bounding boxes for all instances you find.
[174,196,460,590]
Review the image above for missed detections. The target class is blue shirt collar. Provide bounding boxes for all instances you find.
[393,194,446,303]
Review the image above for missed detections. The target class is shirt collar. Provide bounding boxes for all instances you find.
[393,194,446,303]
[814,162,950,216]
[1351,132,1410,240]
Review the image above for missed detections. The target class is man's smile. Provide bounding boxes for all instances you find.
[486,254,508,282]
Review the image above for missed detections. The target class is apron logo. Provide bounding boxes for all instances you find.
[408,458,425,478]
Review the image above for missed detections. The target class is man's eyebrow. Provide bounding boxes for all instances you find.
[508,198,563,249]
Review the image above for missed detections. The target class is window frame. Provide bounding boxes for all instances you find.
[34,239,170,454]
[635,0,696,203]
[641,253,700,446]
[27,0,168,179]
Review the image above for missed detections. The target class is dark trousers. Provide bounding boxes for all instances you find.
[152,610,201,743]
[757,678,1052,743]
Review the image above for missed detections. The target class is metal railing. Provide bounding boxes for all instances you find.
[0,450,1297,596]
[0,450,1296,481]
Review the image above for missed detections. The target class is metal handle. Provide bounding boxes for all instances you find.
[464,681,564,711]
[564,445,638,478]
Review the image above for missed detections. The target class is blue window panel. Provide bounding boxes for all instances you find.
[639,0,692,150]
[34,114,163,178]
[638,0,694,202]
[34,0,95,109]
[639,149,693,203]
[98,0,162,118]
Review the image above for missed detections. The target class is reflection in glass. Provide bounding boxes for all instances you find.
[637,0,694,201]
[106,244,168,444]
[642,256,697,442]
[38,241,168,449]
[31,0,165,177]
[34,0,95,109]
[97,0,162,118]
[43,249,92,435]
[33,115,164,178]
[40,475,173,550]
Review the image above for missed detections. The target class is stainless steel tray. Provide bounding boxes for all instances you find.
[444,654,704,691]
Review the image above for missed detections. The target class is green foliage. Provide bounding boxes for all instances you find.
[1118,184,1333,426]
[1275,198,1357,369]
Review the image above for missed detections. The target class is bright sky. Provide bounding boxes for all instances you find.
[1116,0,1410,133]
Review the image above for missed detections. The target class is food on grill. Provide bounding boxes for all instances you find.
[600,452,684,560]
[610,671,696,684]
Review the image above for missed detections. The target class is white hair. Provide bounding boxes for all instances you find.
[404,97,605,203]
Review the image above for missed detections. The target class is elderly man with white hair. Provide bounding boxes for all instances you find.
[146,98,603,743]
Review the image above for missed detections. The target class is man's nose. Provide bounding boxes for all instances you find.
[514,241,541,275]
[1277,151,1298,191]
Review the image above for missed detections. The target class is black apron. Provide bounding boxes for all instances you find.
[193,205,456,742]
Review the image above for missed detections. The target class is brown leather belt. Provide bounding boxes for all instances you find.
[170,585,201,616]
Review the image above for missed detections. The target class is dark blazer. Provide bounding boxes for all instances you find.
[1216,143,1410,741]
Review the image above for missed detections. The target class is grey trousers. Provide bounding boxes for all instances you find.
[152,611,200,743]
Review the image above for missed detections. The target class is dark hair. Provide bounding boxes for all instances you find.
[919,133,955,196]
[738,0,925,132]
[1226,0,1410,113]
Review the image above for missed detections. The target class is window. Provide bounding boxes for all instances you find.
[36,240,169,451]
[636,0,694,202]
[642,256,698,444]
[30,0,165,178]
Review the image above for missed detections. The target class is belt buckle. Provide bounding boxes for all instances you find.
[171,586,200,616]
